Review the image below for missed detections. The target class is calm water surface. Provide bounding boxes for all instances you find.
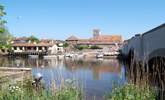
[0,57,127,100]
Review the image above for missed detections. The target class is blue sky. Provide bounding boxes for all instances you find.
[1,0,165,40]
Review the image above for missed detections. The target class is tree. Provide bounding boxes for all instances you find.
[0,4,7,27]
[0,4,13,50]
[63,42,69,47]
[28,35,39,43]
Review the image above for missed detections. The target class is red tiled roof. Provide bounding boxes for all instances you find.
[92,35,122,42]
[66,35,78,41]
[40,39,55,42]
[13,37,29,41]
[77,35,122,45]
[78,39,89,42]
[40,39,56,44]
[12,43,54,47]
[77,41,122,45]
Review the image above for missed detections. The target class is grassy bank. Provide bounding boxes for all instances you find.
[0,79,82,100]
[105,83,156,100]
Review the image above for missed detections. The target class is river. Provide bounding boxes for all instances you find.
[0,57,127,100]
[0,57,164,100]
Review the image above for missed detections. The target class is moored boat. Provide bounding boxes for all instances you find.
[44,55,57,59]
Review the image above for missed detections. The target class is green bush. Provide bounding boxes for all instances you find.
[63,43,69,47]
[106,84,156,100]
[0,27,5,33]
[75,45,88,50]
[90,45,102,49]
[75,45,102,50]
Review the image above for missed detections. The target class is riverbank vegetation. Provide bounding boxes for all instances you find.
[0,79,82,100]
[106,83,156,100]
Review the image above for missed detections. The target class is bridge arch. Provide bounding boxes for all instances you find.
[147,48,165,89]
[148,48,165,74]
[148,48,165,60]
[127,48,134,64]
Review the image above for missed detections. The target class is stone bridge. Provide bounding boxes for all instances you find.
[121,23,165,64]
[121,23,165,99]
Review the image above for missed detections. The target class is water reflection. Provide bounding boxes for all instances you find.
[64,59,122,80]
[0,57,126,100]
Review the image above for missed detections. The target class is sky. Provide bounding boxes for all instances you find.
[0,0,165,40]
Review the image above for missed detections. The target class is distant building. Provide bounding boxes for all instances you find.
[65,35,79,44]
[49,43,64,54]
[11,43,52,53]
[65,29,123,51]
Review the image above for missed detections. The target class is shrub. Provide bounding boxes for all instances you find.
[63,42,69,47]
[90,45,102,49]
[75,45,88,50]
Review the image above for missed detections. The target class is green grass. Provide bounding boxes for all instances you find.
[105,84,156,100]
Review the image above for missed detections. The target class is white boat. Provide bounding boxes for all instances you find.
[29,55,38,59]
[65,53,74,58]
[96,53,103,58]
[44,55,57,59]
[113,51,119,56]
[103,51,119,56]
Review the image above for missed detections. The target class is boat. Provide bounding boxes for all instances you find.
[103,51,119,56]
[96,53,103,58]
[65,53,74,58]
[44,55,57,59]
[28,55,38,59]
[113,51,119,56]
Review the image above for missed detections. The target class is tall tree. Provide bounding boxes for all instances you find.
[0,4,6,26]
[0,4,12,50]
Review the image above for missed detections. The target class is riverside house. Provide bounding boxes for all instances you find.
[10,37,64,55]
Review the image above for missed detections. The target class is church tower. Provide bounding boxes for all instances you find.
[93,29,100,38]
